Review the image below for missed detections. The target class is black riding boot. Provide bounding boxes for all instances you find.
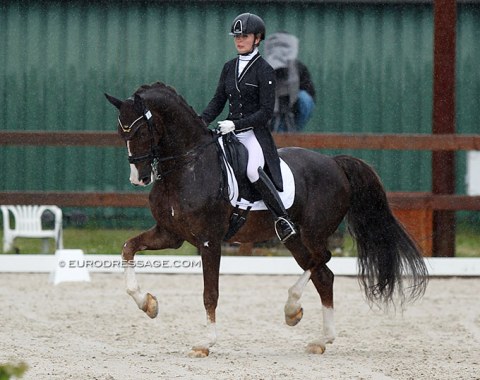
[253,167,297,243]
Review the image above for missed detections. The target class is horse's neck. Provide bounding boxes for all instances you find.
[163,122,211,154]
[153,91,213,154]
[158,127,220,190]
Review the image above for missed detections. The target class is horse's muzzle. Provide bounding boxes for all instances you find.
[140,176,151,186]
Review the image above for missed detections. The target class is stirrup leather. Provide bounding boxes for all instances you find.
[275,216,297,243]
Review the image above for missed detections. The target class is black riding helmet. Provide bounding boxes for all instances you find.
[230,13,266,41]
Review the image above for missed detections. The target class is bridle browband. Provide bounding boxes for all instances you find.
[118,114,145,133]
[120,106,220,181]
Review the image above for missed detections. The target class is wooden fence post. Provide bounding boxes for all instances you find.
[432,0,457,257]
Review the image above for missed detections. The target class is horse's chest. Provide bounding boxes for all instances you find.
[150,190,213,222]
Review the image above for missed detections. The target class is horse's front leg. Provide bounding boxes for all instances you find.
[122,225,183,318]
[189,240,221,358]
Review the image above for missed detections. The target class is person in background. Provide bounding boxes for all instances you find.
[264,31,316,132]
[201,13,297,242]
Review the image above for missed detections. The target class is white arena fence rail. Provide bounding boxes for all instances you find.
[0,255,479,277]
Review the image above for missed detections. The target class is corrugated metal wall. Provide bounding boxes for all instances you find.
[1,1,479,198]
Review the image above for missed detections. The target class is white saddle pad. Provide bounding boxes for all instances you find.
[219,137,295,211]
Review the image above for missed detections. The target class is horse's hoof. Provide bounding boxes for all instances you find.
[306,341,326,355]
[285,307,303,326]
[142,293,158,319]
[188,346,209,358]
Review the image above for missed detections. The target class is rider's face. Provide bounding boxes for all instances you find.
[234,33,259,54]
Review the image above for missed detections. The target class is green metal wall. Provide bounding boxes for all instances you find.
[1,1,479,197]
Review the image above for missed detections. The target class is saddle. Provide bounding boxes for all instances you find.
[221,133,260,203]
[219,133,257,241]
[218,133,295,241]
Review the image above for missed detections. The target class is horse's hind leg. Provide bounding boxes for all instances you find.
[122,225,183,318]
[283,239,315,326]
[306,263,336,354]
[286,240,335,354]
[285,269,311,326]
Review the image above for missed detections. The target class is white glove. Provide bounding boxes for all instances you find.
[218,120,235,135]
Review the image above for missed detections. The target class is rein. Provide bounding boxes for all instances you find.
[150,135,221,180]
[123,107,221,181]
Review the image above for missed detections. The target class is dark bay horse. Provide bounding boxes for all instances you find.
[105,82,428,358]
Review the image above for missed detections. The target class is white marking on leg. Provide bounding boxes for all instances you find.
[203,241,209,247]
[125,264,147,309]
[285,270,311,316]
[206,315,217,347]
[322,305,336,344]
[171,207,175,217]
[191,314,217,355]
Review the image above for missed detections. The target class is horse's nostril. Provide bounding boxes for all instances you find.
[141,177,151,185]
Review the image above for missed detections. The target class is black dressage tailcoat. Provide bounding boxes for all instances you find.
[201,53,283,191]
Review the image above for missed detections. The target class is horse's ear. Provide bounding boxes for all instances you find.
[104,93,123,110]
[133,93,146,115]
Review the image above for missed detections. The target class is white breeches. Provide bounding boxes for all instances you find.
[235,129,265,183]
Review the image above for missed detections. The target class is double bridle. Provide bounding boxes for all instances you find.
[119,107,220,181]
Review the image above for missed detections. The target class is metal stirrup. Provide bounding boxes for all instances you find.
[275,216,297,242]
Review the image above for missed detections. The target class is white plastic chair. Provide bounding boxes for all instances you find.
[1,205,64,253]
[466,151,480,195]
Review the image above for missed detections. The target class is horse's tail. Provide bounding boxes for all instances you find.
[334,155,428,308]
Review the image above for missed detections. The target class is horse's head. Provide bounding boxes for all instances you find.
[105,82,210,187]
[105,91,161,186]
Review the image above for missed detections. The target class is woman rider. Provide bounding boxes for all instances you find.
[201,13,297,242]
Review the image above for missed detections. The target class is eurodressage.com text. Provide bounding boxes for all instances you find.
[59,259,202,269]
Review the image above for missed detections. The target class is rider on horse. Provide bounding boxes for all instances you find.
[201,13,297,243]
